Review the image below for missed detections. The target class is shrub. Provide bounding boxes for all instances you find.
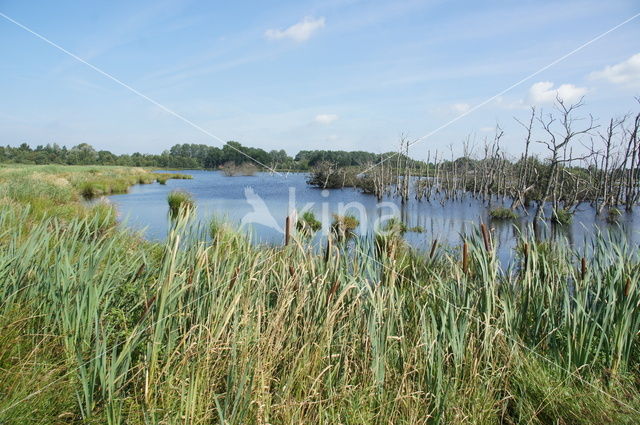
[489,207,518,220]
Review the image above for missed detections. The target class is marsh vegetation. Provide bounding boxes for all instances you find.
[0,165,639,424]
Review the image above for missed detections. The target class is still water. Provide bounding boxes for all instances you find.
[105,170,640,264]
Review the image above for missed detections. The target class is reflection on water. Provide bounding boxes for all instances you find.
[104,170,640,264]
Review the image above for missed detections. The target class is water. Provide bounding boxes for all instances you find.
[104,170,640,264]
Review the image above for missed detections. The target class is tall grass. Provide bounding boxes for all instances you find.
[0,166,639,424]
[167,190,195,219]
[0,165,191,221]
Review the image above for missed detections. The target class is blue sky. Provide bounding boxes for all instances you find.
[1,0,639,159]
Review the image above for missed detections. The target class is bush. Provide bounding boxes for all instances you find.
[489,207,518,220]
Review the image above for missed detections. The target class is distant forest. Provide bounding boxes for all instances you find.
[0,141,408,171]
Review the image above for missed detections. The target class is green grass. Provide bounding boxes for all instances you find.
[167,190,195,219]
[0,165,639,424]
[380,218,425,235]
[156,173,192,185]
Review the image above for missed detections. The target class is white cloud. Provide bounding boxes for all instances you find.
[590,53,640,86]
[527,81,588,104]
[450,103,471,113]
[314,113,339,124]
[494,96,527,110]
[265,17,325,42]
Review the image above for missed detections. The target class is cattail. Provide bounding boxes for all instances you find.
[480,223,492,252]
[386,239,395,260]
[229,266,240,290]
[462,242,469,275]
[522,243,529,271]
[284,216,291,246]
[580,257,587,281]
[324,235,333,264]
[429,239,438,259]
[133,263,145,281]
[327,280,340,304]
[140,294,157,321]
[624,277,631,297]
[288,265,295,277]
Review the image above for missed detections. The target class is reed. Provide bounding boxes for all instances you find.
[1,166,639,424]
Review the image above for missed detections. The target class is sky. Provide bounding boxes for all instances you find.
[0,0,639,160]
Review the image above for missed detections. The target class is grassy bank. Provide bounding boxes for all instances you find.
[0,164,190,221]
[0,165,639,424]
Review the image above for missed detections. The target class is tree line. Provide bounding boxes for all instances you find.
[0,141,400,171]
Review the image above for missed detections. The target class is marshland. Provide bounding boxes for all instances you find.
[2,1,640,423]
[2,117,640,423]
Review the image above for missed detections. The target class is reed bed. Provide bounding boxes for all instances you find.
[0,166,639,424]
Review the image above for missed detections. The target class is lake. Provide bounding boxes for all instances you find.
[105,170,640,264]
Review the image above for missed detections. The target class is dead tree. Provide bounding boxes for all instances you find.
[623,100,640,210]
[511,107,537,211]
[595,117,625,214]
[534,97,598,222]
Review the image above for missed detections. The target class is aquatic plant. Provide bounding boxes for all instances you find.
[156,173,192,185]
[296,210,322,236]
[331,213,360,239]
[382,217,408,234]
[380,218,424,236]
[489,207,519,220]
[551,208,573,225]
[607,207,622,223]
[167,190,195,219]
